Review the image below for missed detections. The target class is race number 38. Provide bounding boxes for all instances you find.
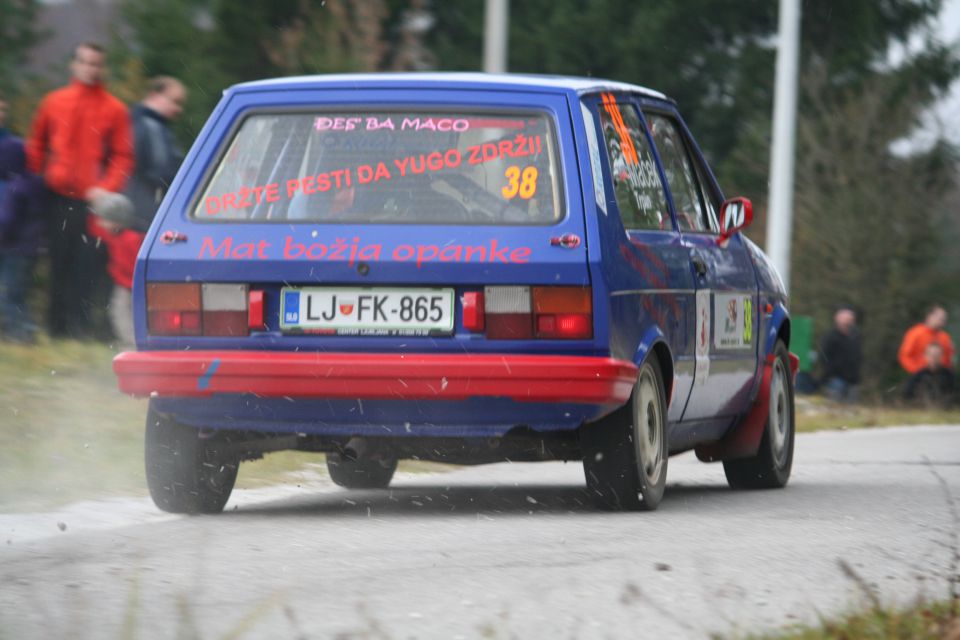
[502,165,538,200]
[743,297,753,344]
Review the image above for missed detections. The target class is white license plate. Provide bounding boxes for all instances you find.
[280,287,455,336]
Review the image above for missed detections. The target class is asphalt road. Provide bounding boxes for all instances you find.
[1,425,958,640]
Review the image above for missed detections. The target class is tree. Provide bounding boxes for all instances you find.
[788,65,960,391]
[0,0,49,133]
[119,0,230,145]
[733,4,960,393]
[0,0,46,95]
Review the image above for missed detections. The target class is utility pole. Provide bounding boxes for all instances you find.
[483,0,509,73]
[765,0,801,293]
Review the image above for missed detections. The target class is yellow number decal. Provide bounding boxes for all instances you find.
[519,166,538,199]
[502,166,521,199]
[502,165,539,200]
[743,297,753,344]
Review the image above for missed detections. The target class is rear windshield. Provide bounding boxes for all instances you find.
[194,110,563,225]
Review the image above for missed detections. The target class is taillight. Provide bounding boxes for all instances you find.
[461,291,485,332]
[248,290,266,331]
[533,286,592,339]
[484,286,533,339]
[202,284,248,336]
[479,286,592,340]
[147,282,252,337]
[147,283,201,336]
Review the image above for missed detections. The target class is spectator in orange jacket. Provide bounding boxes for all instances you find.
[898,305,955,376]
[25,41,133,340]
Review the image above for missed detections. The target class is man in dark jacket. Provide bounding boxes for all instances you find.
[125,77,186,232]
[820,306,861,403]
[107,76,186,346]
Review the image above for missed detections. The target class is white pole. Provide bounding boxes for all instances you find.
[483,0,509,73]
[766,0,801,293]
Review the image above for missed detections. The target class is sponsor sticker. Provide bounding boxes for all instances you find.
[714,293,753,349]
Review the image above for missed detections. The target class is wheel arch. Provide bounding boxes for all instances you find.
[764,303,791,357]
[650,341,674,408]
[634,325,674,408]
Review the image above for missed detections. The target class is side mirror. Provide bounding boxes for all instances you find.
[718,197,753,245]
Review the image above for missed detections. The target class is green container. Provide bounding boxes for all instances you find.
[791,315,814,372]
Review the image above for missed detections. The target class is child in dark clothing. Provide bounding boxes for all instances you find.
[0,135,45,343]
[903,343,956,408]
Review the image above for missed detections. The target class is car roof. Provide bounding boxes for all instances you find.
[230,72,668,101]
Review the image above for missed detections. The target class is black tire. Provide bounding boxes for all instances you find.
[723,340,795,489]
[581,357,668,511]
[326,452,398,489]
[144,406,239,514]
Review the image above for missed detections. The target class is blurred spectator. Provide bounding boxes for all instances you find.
[819,306,861,403]
[0,97,45,343]
[898,305,955,375]
[25,42,133,340]
[903,342,955,407]
[105,76,187,347]
[0,92,10,199]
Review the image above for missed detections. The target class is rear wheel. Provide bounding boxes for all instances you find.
[723,340,795,489]
[326,452,398,489]
[581,357,668,511]
[144,407,239,514]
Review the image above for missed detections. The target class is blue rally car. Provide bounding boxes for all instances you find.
[113,73,798,513]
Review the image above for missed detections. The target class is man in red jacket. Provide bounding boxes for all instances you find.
[26,41,133,340]
[898,305,955,376]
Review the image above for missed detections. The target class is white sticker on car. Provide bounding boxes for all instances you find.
[580,102,607,215]
[713,293,753,349]
[695,289,711,384]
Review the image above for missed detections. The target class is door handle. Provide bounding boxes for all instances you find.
[691,257,708,277]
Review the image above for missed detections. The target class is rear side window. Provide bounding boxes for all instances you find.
[596,94,669,231]
[194,111,563,225]
[645,112,709,233]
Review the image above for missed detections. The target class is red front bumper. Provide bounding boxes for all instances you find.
[113,351,638,404]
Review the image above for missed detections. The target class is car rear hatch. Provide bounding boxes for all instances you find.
[138,87,599,356]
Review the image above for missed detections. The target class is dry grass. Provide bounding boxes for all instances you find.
[740,599,960,639]
[796,395,960,433]
[0,339,147,511]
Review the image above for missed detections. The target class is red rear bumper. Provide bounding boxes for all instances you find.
[114,351,638,404]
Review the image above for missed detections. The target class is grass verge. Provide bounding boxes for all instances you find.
[0,339,146,511]
[796,395,960,432]
[740,599,960,639]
